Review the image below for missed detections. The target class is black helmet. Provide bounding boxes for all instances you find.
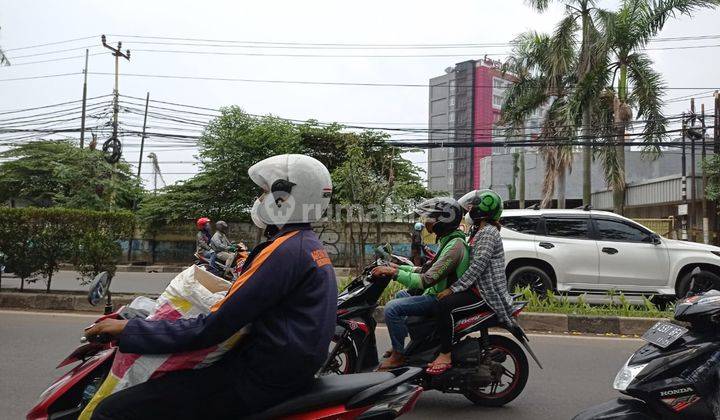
[216,220,228,232]
[459,189,503,222]
[414,197,463,237]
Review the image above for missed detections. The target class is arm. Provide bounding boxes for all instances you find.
[396,240,464,290]
[118,241,299,354]
[197,232,212,252]
[451,228,495,293]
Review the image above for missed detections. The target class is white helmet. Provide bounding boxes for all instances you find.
[248,154,332,229]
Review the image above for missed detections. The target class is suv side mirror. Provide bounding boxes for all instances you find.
[650,234,662,245]
[88,271,111,306]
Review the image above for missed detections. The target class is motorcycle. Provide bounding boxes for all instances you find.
[320,245,542,407]
[27,272,424,420]
[194,247,248,282]
[574,270,720,420]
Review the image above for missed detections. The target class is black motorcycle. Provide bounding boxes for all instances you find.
[320,246,542,407]
[574,283,720,419]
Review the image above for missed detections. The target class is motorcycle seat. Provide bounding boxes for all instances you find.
[250,372,395,419]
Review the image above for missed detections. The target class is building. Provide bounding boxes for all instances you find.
[428,57,545,197]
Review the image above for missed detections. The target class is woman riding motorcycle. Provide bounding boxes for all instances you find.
[85,154,337,419]
[428,189,515,375]
[371,197,470,370]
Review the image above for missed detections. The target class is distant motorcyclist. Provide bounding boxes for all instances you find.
[211,221,244,270]
[86,154,337,419]
[410,221,424,266]
[195,217,216,269]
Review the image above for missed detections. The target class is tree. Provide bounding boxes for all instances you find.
[139,108,431,228]
[526,0,608,207]
[501,28,578,208]
[35,222,72,292]
[0,140,141,210]
[587,0,719,214]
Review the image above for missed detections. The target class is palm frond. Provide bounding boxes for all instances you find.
[626,52,667,153]
[646,0,720,35]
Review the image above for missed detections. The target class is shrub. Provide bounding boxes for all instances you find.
[0,207,134,291]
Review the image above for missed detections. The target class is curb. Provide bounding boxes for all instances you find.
[56,265,355,276]
[0,292,663,335]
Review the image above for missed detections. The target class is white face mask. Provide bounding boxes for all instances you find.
[250,199,267,229]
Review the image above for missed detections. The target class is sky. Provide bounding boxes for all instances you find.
[0,0,719,188]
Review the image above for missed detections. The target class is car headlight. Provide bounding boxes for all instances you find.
[613,358,648,391]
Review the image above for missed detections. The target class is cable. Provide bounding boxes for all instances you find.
[3,36,98,52]
[0,72,82,83]
[0,94,111,115]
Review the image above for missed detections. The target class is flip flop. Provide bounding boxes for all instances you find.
[382,349,393,359]
[426,362,452,375]
[376,359,406,371]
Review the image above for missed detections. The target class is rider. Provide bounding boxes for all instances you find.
[195,217,216,269]
[371,197,470,370]
[210,220,241,270]
[428,189,515,375]
[410,221,424,266]
[87,154,337,419]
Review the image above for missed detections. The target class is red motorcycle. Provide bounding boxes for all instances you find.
[27,272,424,420]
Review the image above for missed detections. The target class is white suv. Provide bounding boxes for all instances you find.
[500,208,720,300]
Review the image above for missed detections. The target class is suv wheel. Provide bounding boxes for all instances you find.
[508,266,552,296]
[676,269,720,298]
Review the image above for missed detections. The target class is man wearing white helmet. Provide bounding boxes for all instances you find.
[88,154,337,419]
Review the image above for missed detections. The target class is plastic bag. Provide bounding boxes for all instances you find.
[79,265,247,419]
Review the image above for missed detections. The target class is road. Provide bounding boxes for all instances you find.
[0,310,641,420]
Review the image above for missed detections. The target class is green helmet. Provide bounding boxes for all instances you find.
[458,189,503,222]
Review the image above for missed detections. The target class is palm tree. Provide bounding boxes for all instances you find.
[0,26,10,66]
[585,0,719,214]
[501,24,577,208]
[527,0,607,207]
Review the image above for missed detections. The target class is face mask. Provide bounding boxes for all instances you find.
[250,199,267,229]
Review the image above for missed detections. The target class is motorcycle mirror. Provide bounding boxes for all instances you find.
[88,271,111,306]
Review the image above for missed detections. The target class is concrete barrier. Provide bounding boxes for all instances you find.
[0,291,664,335]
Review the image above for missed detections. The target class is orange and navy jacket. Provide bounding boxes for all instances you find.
[117,224,337,388]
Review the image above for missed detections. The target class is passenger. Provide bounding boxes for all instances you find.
[86,154,337,419]
[428,189,514,375]
[372,197,470,370]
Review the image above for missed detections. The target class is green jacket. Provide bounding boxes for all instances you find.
[394,229,470,296]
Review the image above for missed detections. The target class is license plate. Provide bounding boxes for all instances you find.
[642,321,688,348]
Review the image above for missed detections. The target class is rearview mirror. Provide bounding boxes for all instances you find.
[88,271,111,306]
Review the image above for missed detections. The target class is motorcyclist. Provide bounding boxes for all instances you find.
[371,197,470,370]
[195,217,216,269]
[210,220,244,270]
[86,154,337,419]
[428,189,514,375]
[410,221,424,266]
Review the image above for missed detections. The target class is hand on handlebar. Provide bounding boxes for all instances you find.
[84,319,128,341]
[371,265,398,279]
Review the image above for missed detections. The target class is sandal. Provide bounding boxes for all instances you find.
[382,349,393,359]
[426,362,452,375]
[376,357,406,371]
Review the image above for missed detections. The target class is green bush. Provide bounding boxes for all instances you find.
[0,207,134,291]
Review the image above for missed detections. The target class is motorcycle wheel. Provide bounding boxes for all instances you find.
[319,338,357,375]
[463,335,529,407]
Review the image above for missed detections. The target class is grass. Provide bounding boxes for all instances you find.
[518,287,674,319]
[338,276,674,318]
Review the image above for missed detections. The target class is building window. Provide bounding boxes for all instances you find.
[448,112,455,123]
[449,96,456,107]
[492,94,505,109]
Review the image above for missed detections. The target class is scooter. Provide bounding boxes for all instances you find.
[573,269,720,419]
[194,248,248,282]
[320,245,542,407]
[27,272,425,420]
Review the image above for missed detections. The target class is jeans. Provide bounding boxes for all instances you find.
[204,250,217,270]
[383,290,438,353]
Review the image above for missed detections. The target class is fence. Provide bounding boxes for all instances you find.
[634,218,675,237]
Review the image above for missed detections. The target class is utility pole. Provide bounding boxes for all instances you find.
[702,103,709,244]
[681,112,688,240]
[714,91,720,243]
[127,92,150,263]
[690,98,697,240]
[79,49,89,148]
[101,35,130,208]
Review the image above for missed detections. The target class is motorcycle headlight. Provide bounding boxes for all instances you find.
[613,358,648,391]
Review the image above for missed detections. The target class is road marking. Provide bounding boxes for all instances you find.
[0,309,99,318]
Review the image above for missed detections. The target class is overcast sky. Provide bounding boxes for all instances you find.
[1,0,719,187]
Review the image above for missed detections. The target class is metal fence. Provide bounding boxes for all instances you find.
[634,217,675,237]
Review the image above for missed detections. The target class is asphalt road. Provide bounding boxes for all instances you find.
[0,310,642,420]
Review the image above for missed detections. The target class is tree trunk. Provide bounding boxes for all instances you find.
[557,168,567,209]
[20,277,24,292]
[582,110,592,206]
[46,273,52,293]
[519,150,526,208]
[613,130,626,215]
